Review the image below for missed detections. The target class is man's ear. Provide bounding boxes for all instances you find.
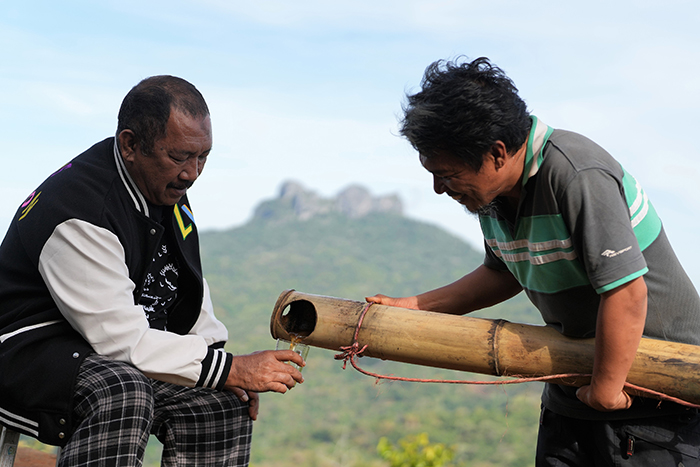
[490,141,509,170]
[118,130,137,162]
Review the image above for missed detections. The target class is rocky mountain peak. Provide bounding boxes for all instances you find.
[254,180,403,222]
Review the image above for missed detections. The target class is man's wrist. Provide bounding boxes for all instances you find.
[580,379,632,411]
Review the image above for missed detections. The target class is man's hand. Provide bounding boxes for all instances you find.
[227,348,305,420]
[229,388,260,420]
[365,294,420,309]
[576,385,633,412]
[224,349,305,417]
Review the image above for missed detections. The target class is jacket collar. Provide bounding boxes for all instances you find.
[113,138,151,218]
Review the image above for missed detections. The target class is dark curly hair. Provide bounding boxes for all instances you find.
[116,75,209,155]
[400,57,531,172]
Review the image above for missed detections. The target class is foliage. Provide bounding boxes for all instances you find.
[196,209,544,467]
[378,433,455,467]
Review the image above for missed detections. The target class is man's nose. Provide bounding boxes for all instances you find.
[180,157,200,181]
[433,175,446,195]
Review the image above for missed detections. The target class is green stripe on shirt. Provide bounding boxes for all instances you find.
[480,214,590,293]
[621,167,662,251]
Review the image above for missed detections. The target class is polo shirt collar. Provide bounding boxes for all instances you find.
[522,115,554,186]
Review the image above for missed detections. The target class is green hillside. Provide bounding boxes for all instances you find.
[196,183,544,467]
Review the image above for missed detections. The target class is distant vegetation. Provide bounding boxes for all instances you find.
[195,183,544,467]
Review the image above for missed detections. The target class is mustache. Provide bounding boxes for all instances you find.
[167,181,194,190]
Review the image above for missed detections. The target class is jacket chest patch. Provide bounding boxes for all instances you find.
[173,204,194,240]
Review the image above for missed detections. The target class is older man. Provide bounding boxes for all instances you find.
[0,76,303,466]
[368,57,700,466]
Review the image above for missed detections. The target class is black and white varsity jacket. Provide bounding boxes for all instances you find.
[0,138,232,446]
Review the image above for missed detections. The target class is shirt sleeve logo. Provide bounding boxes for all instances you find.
[601,246,632,258]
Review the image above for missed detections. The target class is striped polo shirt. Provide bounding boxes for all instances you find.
[479,117,700,419]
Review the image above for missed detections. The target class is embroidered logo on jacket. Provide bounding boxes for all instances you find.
[19,191,41,221]
[173,204,194,240]
[50,162,72,177]
[18,163,72,222]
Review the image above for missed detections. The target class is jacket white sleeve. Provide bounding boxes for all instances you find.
[38,218,229,388]
[188,278,229,346]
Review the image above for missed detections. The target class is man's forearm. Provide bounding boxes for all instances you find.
[416,264,522,314]
[585,276,647,410]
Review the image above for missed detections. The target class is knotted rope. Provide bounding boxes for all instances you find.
[334,303,700,409]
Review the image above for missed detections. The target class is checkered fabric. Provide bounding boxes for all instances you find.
[57,354,252,466]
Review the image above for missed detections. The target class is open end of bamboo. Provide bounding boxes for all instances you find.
[276,299,318,338]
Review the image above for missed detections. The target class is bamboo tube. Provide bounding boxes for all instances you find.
[270,289,700,405]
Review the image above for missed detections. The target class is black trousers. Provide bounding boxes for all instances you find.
[537,406,700,466]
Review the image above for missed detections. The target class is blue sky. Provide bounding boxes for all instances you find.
[2,1,700,285]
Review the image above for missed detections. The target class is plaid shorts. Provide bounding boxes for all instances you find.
[58,353,252,466]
